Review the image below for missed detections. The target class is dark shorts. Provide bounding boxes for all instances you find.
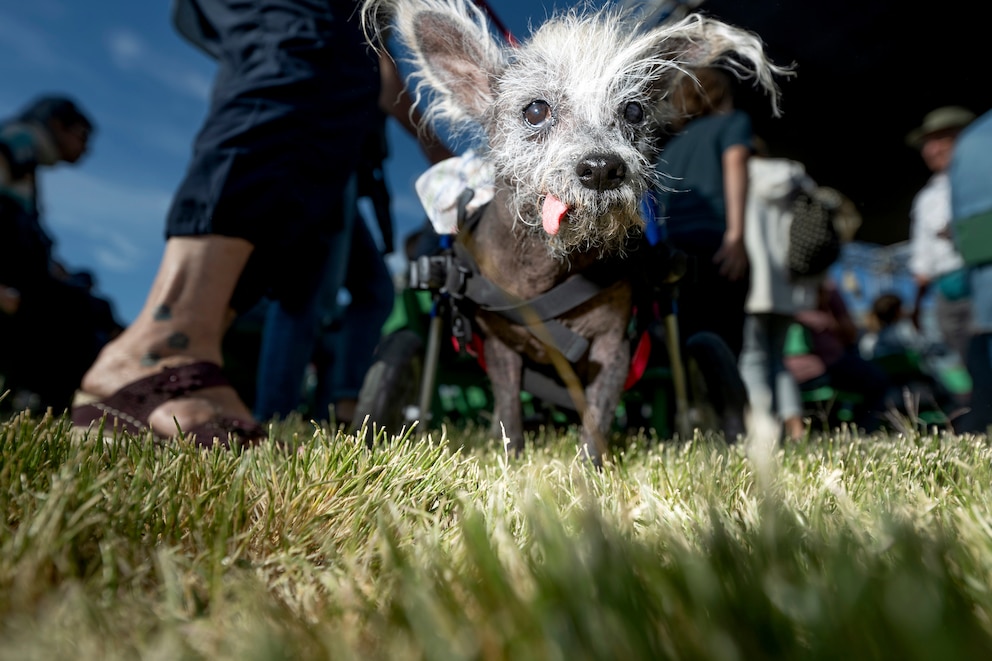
[166,0,381,312]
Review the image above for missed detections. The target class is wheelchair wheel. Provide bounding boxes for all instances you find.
[352,329,424,447]
[684,332,749,442]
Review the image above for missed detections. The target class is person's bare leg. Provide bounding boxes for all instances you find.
[784,415,805,441]
[334,398,357,426]
[80,235,255,435]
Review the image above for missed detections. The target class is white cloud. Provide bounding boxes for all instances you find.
[90,231,145,273]
[104,28,212,101]
[170,70,213,103]
[132,123,198,159]
[106,30,146,67]
[43,168,172,272]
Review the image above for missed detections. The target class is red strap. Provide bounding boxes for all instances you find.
[471,0,518,45]
[452,334,487,371]
[471,335,487,371]
[624,331,652,390]
[457,330,648,389]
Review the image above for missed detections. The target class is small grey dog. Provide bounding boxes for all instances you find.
[363,0,787,463]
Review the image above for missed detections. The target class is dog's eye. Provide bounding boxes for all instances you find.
[524,100,552,127]
[623,101,644,124]
[623,102,644,124]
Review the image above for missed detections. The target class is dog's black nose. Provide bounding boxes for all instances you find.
[575,153,627,191]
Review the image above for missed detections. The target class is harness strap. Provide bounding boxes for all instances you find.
[463,265,608,322]
[447,194,637,411]
[522,369,579,410]
[461,274,592,362]
[450,237,596,362]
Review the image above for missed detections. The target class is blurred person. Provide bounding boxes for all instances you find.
[862,291,959,419]
[253,50,453,425]
[307,213,395,425]
[738,146,822,441]
[860,292,925,361]
[0,95,123,412]
[949,108,992,432]
[785,279,890,432]
[906,106,976,361]
[71,0,401,446]
[655,67,752,358]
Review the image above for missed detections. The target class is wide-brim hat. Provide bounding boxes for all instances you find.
[905,106,976,148]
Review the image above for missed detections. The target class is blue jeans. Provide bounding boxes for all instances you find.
[739,313,803,422]
[253,176,357,420]
[310,218,394,416]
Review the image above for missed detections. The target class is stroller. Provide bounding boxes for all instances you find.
[353,189,749,447]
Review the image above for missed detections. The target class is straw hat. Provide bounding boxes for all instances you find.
[905,106,976,148]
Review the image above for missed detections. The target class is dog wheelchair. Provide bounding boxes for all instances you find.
[352,211,749,447]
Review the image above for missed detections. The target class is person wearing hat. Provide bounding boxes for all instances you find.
[906,105,977,367]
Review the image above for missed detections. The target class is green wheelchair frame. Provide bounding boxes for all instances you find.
[783,323,967,429]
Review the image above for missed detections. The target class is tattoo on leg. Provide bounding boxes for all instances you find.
[153,304,172,321]
[167,332,190,350]
[141,352,161,366]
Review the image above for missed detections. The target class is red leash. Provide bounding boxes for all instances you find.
[471,0,518,45]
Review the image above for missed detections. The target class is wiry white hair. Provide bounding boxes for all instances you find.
[362,0,504,131]
[363,0,790,258]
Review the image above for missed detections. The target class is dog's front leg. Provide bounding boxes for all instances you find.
[580,328,630,466]
[483,334,525,454]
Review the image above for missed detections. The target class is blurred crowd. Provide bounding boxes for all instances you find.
[2,1,992,445]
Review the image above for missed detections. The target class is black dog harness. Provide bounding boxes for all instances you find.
[419,188,684,408]
[446,194,621,355]
[435,190,626,408]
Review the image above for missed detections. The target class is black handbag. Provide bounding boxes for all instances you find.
[788,187,841,279]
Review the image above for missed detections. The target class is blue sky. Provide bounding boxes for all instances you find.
[0,0,617,324]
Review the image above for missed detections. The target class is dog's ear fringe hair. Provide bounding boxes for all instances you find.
[362,1,791,142]
[645,13,793,118]
[361,0,508,142]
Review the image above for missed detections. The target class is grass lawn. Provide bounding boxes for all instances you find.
[2,409,992,659]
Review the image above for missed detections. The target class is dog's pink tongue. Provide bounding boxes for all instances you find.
[542,194,568,235]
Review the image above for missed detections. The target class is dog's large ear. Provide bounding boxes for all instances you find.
[363,0,506,127]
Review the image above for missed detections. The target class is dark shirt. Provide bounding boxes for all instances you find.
[656,110,753,241]
[0,121,57,294]
[174,0,380,131]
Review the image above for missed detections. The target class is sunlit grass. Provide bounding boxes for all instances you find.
[2,409,992,659]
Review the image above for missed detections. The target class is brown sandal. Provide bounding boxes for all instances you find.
[71,361,266,449]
